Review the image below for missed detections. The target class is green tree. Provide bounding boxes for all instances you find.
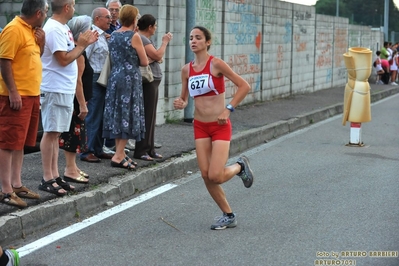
[315,0,399,32]
[315,0,350,18]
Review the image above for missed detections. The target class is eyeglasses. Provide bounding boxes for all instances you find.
[108,8,120,12]
[98,15,111,19]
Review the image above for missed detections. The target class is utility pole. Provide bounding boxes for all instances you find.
[384,0,389,41]
[184,0,195,123]
[336,0,339,17]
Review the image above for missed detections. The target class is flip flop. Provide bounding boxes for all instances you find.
[151,153,163,159]
[79,170,89,178]
[139,154,154,161]
[63,175,89,184]
[111,158,136,170]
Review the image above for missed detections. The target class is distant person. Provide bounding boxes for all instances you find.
[105,0,121,34]
[373,51,385,85]
[39,0,97,196]
[389,50,398,85]
[0,246,19,266]
[173,26,254,230]
[133,14,172,161]
[80,7,113,163]
[0,0,48,208]
[59,15,94,184]
[380,42,389,60]
[380,52,390,85]
[103,4,147,170]
[387,42,393,61]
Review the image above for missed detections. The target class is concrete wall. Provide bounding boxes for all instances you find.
[0,0,384,124]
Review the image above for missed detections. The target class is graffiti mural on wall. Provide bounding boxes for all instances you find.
[226,2,261,46]
[334,28,348,68]
[283,22,292,44]
[326,68,332,83]
[294,11,311,21]
[196,0,220,45]
[316,32,332,68]
[293,12,312,61]
[224,0,262,96]
[338,68,346,79]
[276,45,284,80]
[294,34,307,52]
[225,53,261,95]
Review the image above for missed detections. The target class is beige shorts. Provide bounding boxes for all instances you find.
[40,92,74,133]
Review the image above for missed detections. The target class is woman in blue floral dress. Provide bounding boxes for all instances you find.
[103,5,148,170]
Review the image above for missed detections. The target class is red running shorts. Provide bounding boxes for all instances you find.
[193,119,232,141]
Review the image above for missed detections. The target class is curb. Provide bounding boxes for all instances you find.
[1,87,398,246]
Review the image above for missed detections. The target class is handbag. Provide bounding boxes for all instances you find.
[97,55,111,87]
[140,65,154,83]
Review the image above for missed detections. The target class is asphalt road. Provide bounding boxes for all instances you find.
[19,94,399,266]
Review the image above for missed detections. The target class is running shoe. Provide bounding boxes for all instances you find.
[237,155,254,188]
[211,213,237,230]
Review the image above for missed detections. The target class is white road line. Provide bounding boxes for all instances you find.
[17,183,178,257]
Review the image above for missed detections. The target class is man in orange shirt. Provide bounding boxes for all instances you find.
[0,0,48,208]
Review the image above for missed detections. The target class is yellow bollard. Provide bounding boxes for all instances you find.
[343,47,372,146]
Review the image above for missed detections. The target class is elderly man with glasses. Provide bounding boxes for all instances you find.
[79,7,112,163]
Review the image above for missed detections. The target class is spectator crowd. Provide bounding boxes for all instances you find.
[0,0,172,208]
[373,41,399,85]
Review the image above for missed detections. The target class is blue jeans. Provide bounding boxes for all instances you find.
[80,74,106,158]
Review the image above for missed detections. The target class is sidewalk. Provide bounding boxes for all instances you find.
[1,83,398,247]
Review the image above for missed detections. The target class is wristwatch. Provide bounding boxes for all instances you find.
[226,104,235,112]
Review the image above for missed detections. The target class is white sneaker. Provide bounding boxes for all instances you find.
[126,139,135,150]
[102,145,115,155]
[377,80,384,84]
[4,249,20,266]
[391,82,398,85]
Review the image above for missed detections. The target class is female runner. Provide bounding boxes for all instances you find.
[174,26,254,230]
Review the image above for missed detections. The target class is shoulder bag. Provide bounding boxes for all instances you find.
[97,55,111,87]
[140,64,154,83]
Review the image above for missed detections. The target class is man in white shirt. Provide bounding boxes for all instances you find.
[39,0,97,195]
[80,7,112,163]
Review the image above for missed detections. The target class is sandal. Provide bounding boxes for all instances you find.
[79,170,89,178]
[111,158,136,170]
[55,177,75,191]
[0,191,27,208]
[138,154,153,161]
[38,179,67,196]
[125,156,138,166]
[151,153,163,159]
[13,185,40,199]
[63,175,89,184]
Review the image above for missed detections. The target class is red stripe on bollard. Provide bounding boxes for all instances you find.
[350,122,361,128]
